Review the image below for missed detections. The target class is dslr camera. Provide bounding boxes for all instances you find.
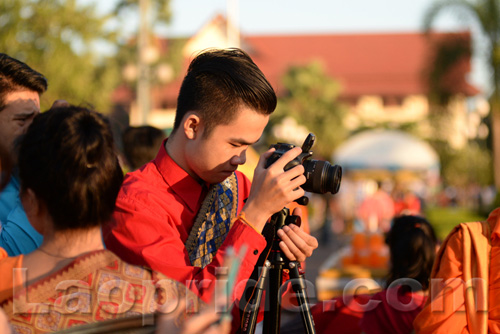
[265,133,342,194]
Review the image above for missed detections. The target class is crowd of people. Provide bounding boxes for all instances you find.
[0,49,317,333]
[0,48,498,334]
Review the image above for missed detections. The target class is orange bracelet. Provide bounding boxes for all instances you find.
[236,212,260,233]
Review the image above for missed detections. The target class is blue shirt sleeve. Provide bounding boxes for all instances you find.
[0,204,43,256]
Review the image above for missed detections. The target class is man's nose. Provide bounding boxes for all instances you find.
[232,150,247,165]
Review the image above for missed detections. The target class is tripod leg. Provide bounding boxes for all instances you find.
[240,260,271,334]
[263,257,284,334]
[288,263,316,334]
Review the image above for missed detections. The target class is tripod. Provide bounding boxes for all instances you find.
[240,207,316,334]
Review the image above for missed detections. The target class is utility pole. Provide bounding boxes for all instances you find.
[137,0,151,125]
[227,0,240,47]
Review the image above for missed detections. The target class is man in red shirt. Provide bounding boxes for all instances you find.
[103,49,318,309]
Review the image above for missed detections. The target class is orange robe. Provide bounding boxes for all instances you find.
[0,247,23,302]
[414,208,500,333]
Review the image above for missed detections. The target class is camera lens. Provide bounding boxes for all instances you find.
[302,160,342,194]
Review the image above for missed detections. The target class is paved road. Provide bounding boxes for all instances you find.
[304,230,349,299]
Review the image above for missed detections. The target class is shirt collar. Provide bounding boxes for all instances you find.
[7,171,20,190]
[153,139,205,213]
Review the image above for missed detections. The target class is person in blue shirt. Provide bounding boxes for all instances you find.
[0,53,48,255]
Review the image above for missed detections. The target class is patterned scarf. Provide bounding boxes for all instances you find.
[185,173,239,268]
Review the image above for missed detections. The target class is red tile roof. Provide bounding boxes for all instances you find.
[143,30,478,108]
[245,31,478,98]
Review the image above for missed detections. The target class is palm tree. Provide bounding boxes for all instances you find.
[423,0,500,188]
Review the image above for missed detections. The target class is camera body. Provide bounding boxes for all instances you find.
[265,133,342,194]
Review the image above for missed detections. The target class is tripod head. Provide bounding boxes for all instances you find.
[269,207,301,230]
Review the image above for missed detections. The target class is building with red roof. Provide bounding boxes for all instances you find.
[118,14,481,149]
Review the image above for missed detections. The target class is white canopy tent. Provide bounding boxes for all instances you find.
[332,129,440,180]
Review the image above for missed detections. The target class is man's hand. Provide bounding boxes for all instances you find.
[277,223,318,262]
[241,146,306,232]
[277,207,318,262]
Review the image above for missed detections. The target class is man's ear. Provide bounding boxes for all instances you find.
[183,113,201,140]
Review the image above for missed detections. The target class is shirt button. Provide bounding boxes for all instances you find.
[253,250,258,255]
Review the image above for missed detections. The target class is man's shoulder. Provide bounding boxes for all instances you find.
[0,177,20,221]
[234,170,248,179]
[119,162,167,199]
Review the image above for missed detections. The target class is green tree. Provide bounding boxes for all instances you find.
[268,61,348,160]
[423,0,500,188]
[426,33,472,105]
[0,0,119,111]
[446,142,493,186]
[0,0,171,113]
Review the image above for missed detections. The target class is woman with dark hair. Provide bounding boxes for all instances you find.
[281,215,438,334]
[384,215,437,291]
[0,106,201,333]
[358,215,437,334]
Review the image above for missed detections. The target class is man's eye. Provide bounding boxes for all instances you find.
[230,143,240,147]
[14,114,33,122]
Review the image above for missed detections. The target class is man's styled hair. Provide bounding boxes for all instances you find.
[18,106,123,231]
[122,125,165,170]
[0,53,48,111]
[174,48,277,137]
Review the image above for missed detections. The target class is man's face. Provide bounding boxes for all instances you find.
[185,106,269,184]
[0,90,40,162]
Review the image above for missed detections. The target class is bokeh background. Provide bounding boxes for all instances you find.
[3,0,500,301]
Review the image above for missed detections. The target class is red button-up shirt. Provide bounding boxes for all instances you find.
[103,141,267,303]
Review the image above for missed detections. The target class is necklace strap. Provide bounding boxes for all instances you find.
[36,247,78,259]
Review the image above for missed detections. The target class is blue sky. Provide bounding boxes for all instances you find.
[95,0,490,94]
[168,0,463,36]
